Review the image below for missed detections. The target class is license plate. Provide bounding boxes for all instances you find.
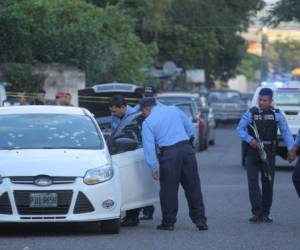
[29,193,58,208]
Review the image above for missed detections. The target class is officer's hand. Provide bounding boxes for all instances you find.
[152,170,160,181]
[249,139,257,149]
[288,146,298,162]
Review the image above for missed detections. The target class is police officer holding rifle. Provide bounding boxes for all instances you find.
[236,87,294,223]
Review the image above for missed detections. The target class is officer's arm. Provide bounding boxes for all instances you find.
[236,111,253,143]
[295,132,300,146]
[142,121,159,171]
[133,104,140,112]
[277,112,294,150]
[111,116,118,132]
[178,109,195,138]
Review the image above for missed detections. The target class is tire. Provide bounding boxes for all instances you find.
[101,218,120,234]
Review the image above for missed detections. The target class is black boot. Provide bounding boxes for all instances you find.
[261,215,273,223]
[156,223,174,231]
[140,206,154,220]
[196,221,208,231]
[249,215,262,223]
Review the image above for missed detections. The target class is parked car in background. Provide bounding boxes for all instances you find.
[78,83,143,139]
[157,92,216,150]
[174,102,203,150]
[78,83,142,118]
[0,106,158,234]
[241,92,254,110]
[207,89,247,124]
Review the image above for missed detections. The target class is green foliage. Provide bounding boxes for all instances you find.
[0,0,153,89]
[157,0,264,81]
[0,0,267,90]
[266,0,300,25]
[268,40,300,72]
[238,54,267,80]
[2,64,44,92]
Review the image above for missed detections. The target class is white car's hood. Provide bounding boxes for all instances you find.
[0,149,111,177]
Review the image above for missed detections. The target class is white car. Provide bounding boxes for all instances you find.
[0,106,158,233]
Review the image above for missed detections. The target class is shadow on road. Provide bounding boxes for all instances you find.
[0,222,103,237]
[216,121,238,129]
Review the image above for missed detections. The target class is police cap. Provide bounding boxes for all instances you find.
[259,88,273,98]
[139,97,156,109]
[143,86,157,97]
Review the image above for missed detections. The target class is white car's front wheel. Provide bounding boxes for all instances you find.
[101,218,120,234]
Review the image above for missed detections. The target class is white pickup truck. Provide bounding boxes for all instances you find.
[241,85,300,165]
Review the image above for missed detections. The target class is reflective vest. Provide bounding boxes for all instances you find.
[248,107,279,141]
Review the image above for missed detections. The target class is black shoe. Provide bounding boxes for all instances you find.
[261,215,273,223]
[249,215,261,223]
[156,223,174,231]
[121,217,139,227]
[196,222,208,231]
[140,214,153,220]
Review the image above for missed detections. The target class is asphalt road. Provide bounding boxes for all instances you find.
[1,125,300,250]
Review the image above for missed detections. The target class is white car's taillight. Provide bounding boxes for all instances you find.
[83,165,113,185]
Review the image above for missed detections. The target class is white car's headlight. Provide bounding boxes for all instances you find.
[83,165,114,185]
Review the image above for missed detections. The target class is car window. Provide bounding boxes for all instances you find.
[158,96,196,104]
[274,90,300,105]
[158,96,202,110]
[208,92,241,103]
[112,113,144,153]
[0,114,104,150]
[176,104,194,120]
[96,115,112,144]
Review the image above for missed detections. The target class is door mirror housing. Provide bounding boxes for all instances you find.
[109,137,138,154]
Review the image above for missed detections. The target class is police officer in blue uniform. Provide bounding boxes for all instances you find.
[109,94,155,226]
[290,132,300,197]
[109,95,140,226]
[236,88,294,223]
[109,95,137,131]
[140,97,208,231]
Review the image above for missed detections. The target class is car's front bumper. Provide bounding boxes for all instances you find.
[0,177,121,223]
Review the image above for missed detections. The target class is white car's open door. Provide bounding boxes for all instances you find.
[109,112,159,211]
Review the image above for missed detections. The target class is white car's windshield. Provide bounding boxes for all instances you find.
[274,90,300,106]
[0,114,103,150]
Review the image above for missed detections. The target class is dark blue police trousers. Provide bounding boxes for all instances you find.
[158,142,206,225]
[292,157,300,198]
[245,146,275,216]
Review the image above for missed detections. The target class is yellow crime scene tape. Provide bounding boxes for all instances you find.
[5,92,140,105]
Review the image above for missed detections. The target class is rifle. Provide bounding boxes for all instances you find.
[248,121,272,181]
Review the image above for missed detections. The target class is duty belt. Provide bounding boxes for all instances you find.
[159,140,190,154]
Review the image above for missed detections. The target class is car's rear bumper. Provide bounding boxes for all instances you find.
[214,111,244,120]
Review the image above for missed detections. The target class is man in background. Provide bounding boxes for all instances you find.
[30,89,46,105]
